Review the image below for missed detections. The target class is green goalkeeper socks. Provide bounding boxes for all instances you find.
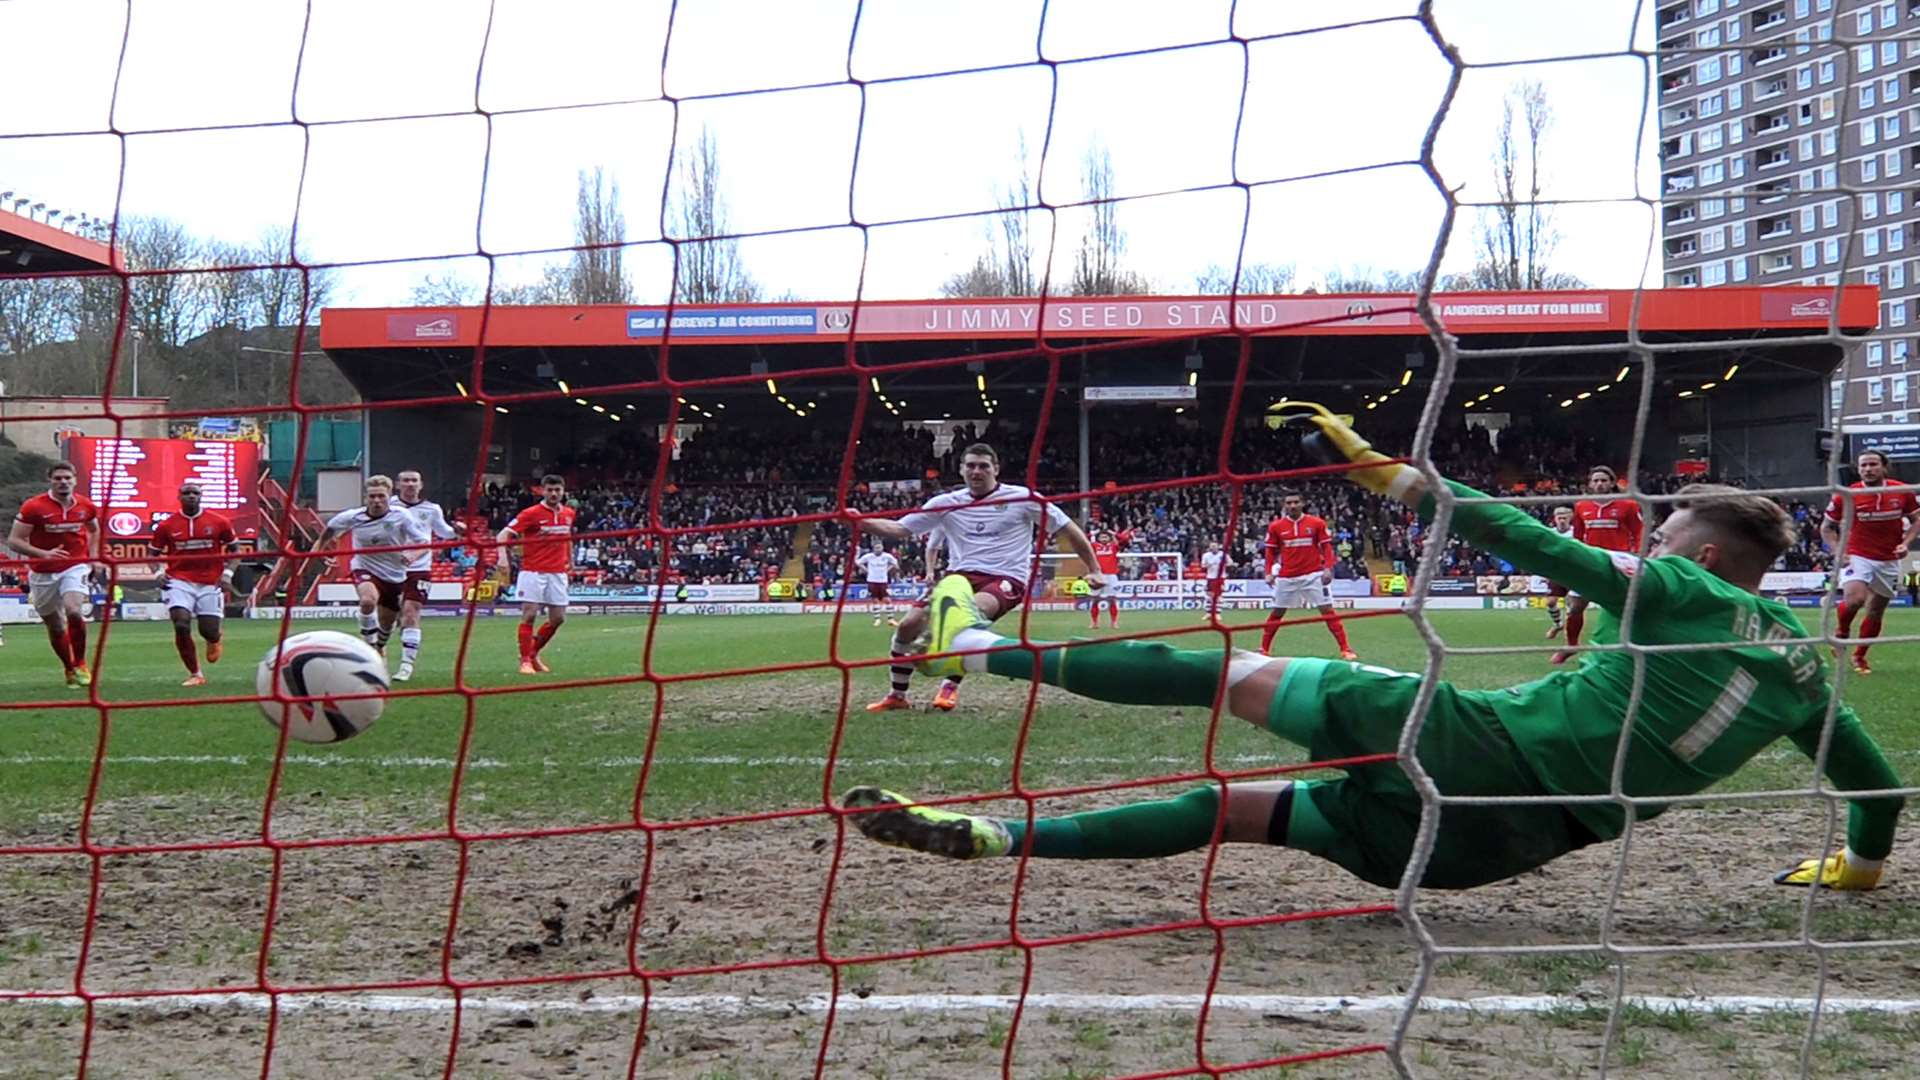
[1000,785,1222,859]
[968,633,1231,707]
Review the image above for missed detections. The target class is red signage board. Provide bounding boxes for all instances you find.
[66,437,262,539]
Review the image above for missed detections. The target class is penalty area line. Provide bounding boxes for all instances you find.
[3,991,1919,1018]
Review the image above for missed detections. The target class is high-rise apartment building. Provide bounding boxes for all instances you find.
[1657,0,1917,427]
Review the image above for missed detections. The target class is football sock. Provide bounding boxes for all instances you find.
[533,622,559,653]
[173,626,200,674]
[66,619,87,667]
[45,623,72,670]
[517,623,536,661]
[1565,609,1585,647]
[359,610,380,643]
[1549,603,1564,627]
[1001,785,1220,859]
[1108,600,1119,627]
[1259,611,1286,653]
[1836,600,1856,638]
[1856,615,1883,659]
[1324,610,1352,653]
[958,631,1248,707]
[401,627,421,664]
[888,632,913,695]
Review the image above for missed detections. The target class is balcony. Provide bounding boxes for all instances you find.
[1750,46,1788,66]
[1660,135,1693,159]
[1659,0,1691,28]
[1757,214,1793,239]
[1663,70,1696,93]
[1754,180,1793,203]
[1750,9,1787,35]
[1666,238,1700,257]
[1756,143,1793,169]
[1665,172,1698,195]
[1754,77,1789,100]
[1664,203,1698,226]
[1662,104,1698,128]
[1761,253,1795,273]
[1750,108,1790,135]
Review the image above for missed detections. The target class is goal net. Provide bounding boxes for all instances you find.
[3,2,1918,1078]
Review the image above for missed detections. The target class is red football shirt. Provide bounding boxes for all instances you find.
[149,510,237,585]
[15,492,98,573]
[1572,498,1643,554]
[1264,514,1333,578]
[1090,529,1132,574]
[1824,481,1919,561]
[508,502,576,573]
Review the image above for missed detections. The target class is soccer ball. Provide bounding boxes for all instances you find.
[256,631,389,744]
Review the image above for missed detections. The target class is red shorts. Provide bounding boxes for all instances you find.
[353,569,431,611]
[917,571,1026,617]
[867,582,890,601]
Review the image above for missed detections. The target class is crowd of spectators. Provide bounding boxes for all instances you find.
[438,413,1839,592]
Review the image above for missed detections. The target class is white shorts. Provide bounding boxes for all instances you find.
[164,580,227,618]
[1269,573,1330,610]
[514,570,571,607]
[1841,555,1901,599]
[28,566,91,618]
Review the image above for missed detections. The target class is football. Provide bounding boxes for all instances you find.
[256,631,390,744]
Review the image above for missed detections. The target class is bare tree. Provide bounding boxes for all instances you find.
[1310,266,1433,293]
[566,166,632,304]
[1193,262,1295,294]
[1473,81,1583,290]
[249,226,336,329]
[0,274,71,356]
[410,273,480,306]
[1068,145,1149,296]
[668,128,760,304]
[941,136,1042,298]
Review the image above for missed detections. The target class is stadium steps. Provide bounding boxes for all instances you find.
[783,521,813,579]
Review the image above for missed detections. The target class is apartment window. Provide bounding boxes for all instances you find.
[1763,252,1795,271]
[1861,83,1878,110]
[1799,135,1815,161]
[1898,375,1912,403]
[1731,197,1746,212]
[1885,76,1899,102]
[1700,56,1722,83]
[1865,192,1880,219]
[1703,197,1727,218]
[1732,156,1748,178]
[1727,83,1742,109]
[1797,0,1811,15]
[1890,151,1905,178]
[1862,118,1879,147]
[1883,41,1897,66]
[1823,165,1838,187]
[1701,126,1725,151]
[1892,227,1906,253]
[1870,341,1886,368]
[1798,64,1815,89]
[1820,59,1836,83]
[1729,16,1742,41]
[1826,236,1842,262]
[1702,227,1727,253]
[1863,156,1880,182]
[1821,128,1836,154]
[1697,0,1718,13]
[1896,302,1910,328]
[1698,25,1721,46]
[1732,221,1748,245]
[1802,205,1818,230]
[1868,268,1883,285]
[1732,256,1750,281]
[1832,380,1845,414]
[1869,378,1886,404]
[1858,44,1875,73]
[1889,191,1905,214]
[1702,94,1725,117]
[1882,1,1897,29]
[1824,200,1840,227]
[1703,261,1729,286]
[1817,0,1831,12]
[1805,240,1821,265]
[1819,93,1836,119]
[1860,10,1876,34]
[1865,230,1882,257]
[1887,115,1903,140]
[1799,101,1815,125]
[1894,263,1909,289]
[1702,161,1726,183]
[1895,339,1911,364]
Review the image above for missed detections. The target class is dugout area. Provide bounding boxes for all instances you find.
[320,286,1876,495]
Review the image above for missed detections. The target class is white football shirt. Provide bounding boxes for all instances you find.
[325,506,429,582]
[856,550,899,583]
[1201,550,1227,580]
[399,498,460,572]
[899,484,1070,583]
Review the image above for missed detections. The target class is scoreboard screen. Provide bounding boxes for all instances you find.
[67,437,262,539]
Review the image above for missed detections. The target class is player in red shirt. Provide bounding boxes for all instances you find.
[496,474,577,675]
[1553,466,1644,665]
[1088,527,1132,628]
[149,482,239,686]
[6,461,103,687]
[1259,492,1355,660]
[1821,449,1920,673]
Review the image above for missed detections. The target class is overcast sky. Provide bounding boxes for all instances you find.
[0,0,1660,306]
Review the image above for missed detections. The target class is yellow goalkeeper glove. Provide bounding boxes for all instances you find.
[1773,848,1884,890]
[1269,401,1422,500]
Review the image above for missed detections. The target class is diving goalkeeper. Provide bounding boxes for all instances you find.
[843,405,1905,891]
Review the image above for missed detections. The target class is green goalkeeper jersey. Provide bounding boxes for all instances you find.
[1428,481,1904,857]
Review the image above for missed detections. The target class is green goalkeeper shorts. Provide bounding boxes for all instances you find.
[1269,657,1599,890]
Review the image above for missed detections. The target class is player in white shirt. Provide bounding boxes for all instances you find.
[855,540,902,626]
[317,475,431,654]
[392,469,461,682]
[857,442,1107,712]
[1543,505,1575,639]
[1199,540,1228,620]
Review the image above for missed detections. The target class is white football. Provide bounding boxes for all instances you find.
[256,631,389,744]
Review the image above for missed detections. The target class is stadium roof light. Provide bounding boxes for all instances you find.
[1559,399,1574,408]
[871,376,881,392]
[1492,384,1506,393]
[676,396,687,404]
[1615,366,1630,383]
[1576,392,1591,400]
[625,403,636,411]
[1187,371,1197,387]
[766,378,778,394]
[592,404,606,413]
[557,380,571,394]
[1723,363,1740,381]
[1476,393,1490,402]
[1700,381,1717,389]
[494,406,509,414]
[1399,369,1412,387]
[1679,390,1694,398]
[1365,402,1378,410]
[455,380,468,397]
[573,397,588,406]
[715,402,725,409]
[976,374,987,391]
[609,413,621,422]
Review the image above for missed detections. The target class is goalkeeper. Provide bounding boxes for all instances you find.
[844,405,1905,891]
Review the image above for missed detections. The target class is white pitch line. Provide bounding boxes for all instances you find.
[0,753,1293,771]
[2,991,1918,1018]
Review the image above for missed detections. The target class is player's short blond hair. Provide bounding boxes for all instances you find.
[365,474,394,492]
